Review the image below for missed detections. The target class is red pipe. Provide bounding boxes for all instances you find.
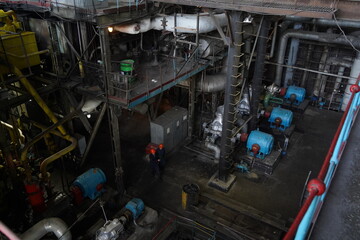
[283,75,360,240]
[317,77,360,180]
[283,190,318,240]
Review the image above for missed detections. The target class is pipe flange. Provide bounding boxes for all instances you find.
[307,178,326,195]
[350,84,360,93]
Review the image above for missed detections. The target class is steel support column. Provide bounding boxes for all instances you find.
[100,27,124,195]
[188,76,196,138]
[219,11,244,181]
[249,17,271,131]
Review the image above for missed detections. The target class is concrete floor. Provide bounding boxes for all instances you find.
[106,106,342,238]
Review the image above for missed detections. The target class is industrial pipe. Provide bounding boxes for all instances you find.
[285,16,360,29]
[205,142,220,160]
[12,66,67,135]
[198,57,228,92]
[31,122,77,180]
[0,120,25,144]
[274,30,360,85]
[199,73,226,92]
[20,110,79,181]
[315,57,353,97]
[114,13,227,34]
[21,218,71,240]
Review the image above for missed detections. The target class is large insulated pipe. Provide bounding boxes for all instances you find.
[114,13,227,34]
[21,218,71,240]
[275,30,360,85]
[341,52,360,110]
[199,73,226,92]
[205,142,220,161]
[249,17,271,131]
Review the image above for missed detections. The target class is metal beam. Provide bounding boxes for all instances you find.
[65,91,93,134]
[80,102,107,167]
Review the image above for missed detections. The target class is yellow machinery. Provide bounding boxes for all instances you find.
[0,10,43,73]
[0,9,77,184]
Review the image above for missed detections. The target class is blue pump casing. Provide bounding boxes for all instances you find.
[246,130,274,159]
[284,86,306,105]
[125,198,145,219]
[268,107,293,131]
[72,168,106,200]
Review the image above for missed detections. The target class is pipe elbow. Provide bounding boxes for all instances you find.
[22,218,71,240]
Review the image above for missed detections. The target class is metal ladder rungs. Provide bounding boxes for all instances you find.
[230,91,241,97]
[231,73,242,78]
[231,81,242,87]
[233,62,244,67]
[234,42,245,47]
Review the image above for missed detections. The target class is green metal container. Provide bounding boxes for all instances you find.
[120,59,134,72]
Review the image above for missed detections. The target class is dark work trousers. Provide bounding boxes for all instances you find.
[149,153,160,177]
[156,148,166,170]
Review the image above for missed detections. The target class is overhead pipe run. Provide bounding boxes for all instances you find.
[274,30,360,86]
[314,57,353,97]
[285,16,360,29]
[21,218,71,240]
[113,13,227,34]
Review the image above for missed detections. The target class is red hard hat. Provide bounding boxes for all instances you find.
[159,144,164,149]
[150,149,156,154]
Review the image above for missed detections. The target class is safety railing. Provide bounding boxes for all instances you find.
[106,47,211,108]
[283,75,360,240]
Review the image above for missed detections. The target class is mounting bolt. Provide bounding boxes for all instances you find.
[350,84,360,93]
[307,178,326,195]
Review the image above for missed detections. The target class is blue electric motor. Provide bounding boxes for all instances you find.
[268,107,293,131]
[125,198,145,219]
[72,168,106,200]
[284,86,306,105]
[246,130,274,159]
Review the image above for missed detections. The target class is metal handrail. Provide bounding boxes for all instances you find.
[283,75,360,240]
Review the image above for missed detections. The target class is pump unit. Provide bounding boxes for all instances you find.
[71,168,106,204]
[125,198,145,220]
[284,86,306,105]
[246,130,274,159]
[96,198,145,240]
[268,107,293,131]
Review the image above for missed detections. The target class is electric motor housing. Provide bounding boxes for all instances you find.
[72,168,106,201]
[268,107,293,131]
[284,86,306,105]
[246,130,274,159]
[125,198,145,220]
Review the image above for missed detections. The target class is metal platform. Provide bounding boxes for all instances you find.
[240,150,282,175]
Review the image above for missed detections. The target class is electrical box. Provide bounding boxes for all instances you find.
[150,106,188,152]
